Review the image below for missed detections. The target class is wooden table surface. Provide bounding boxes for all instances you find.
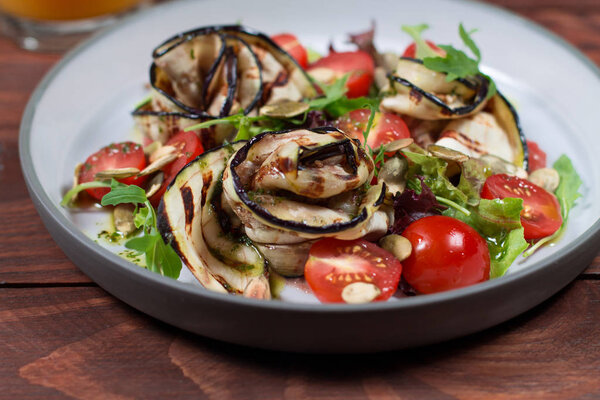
[1,0,599,398]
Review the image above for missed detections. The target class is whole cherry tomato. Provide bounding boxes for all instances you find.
[308,51,374,98]
[526,140,547,172]
[271,33,309,69]
[401,215,490,294]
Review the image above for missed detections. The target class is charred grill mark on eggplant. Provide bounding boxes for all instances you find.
[388,73,489,117]
[138,24,316,128]
[220,46,238,117]
[181,186,195,225]
[226,128,385,234]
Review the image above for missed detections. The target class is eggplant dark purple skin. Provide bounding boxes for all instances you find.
[494,92,529,171]
[143,24,317,119]
[226,127,386,235]
[388,57,490,117]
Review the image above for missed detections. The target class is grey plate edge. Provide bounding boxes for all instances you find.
[17,0,600,316]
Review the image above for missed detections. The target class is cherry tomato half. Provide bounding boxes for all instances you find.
[78,141,147,201]
[481,174,562,240]
[526,140,547,172]
[335,108,411,150]
[402,40,446,59]
[304,238,402,303]
[149,130,204,207]
[308,51,374,98]
[401,215,490,294]
[271,33,308,69]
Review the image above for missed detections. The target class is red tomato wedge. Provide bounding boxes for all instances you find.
[304,238,402,303]
[401,216,490,294]
[402,40,446,58]
[271,33,308,69]
[481,174,562,240]
[526,140,547,172]
[308,51,374,98]
[149,130,204,207]
[78,141,147,201]
[335,109,411,150]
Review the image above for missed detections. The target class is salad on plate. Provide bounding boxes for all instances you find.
[61,23,582,304]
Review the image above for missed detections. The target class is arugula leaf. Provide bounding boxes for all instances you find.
[424,45,480,82]
[401,24,440,59]
[523,155,583,256]
[60,181,111,207]
[403,23,497,98]
[458,24,480,62]
[100,179,147,206]
[362,102,378,144]
[308,75,349,109]
[307,75,380,119]
[96,179,182,278]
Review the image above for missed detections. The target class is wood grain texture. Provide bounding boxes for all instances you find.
[1,282,599,399]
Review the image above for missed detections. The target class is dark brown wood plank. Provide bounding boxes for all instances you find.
[1,281,599,399]
[0,35,91,284]
[485,0,600,64]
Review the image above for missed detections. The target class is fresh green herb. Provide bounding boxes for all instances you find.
[444,197,528,278]
[101,179,147,205]
[523,155,582,257]
[402,150,470,206]
[104,180,181,278]
[435,196,471,216]
[402,23,497,98]
[60,181,111,206]
[308,75,380,119]
[306,47,322,63]
[190,48,195,60]
[401,24,440,59]
[63,179,182,278]
[133,95,152,110]
[362,102,378,144]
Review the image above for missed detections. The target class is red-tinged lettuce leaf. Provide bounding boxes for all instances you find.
[390,177,445,234]
[347,22,378,61]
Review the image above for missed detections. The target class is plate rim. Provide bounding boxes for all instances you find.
[18,0,600,315]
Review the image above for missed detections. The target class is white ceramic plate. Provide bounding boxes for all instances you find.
[20,0,600,352]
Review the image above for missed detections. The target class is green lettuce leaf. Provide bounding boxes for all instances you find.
[444,198,528,278]
[523,155,583,256]
[402,150,469,206]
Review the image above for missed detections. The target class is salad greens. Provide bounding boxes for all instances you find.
[63,179,182,279]
[401,23,497,98]
[184,74,380,142]
[402,145,528,278]
[523,155,583,257]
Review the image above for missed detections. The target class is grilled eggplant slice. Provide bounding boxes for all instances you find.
[158,142,270,297]
[222,127,388,240]
[435,93,528,169]
[134,25,317,146]
[381,58,489,120]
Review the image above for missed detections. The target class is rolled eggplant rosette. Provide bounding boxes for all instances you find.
[159,128,390,286]
[381,58,490,120]
[133,25,317,146]
[222,127,390,276]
